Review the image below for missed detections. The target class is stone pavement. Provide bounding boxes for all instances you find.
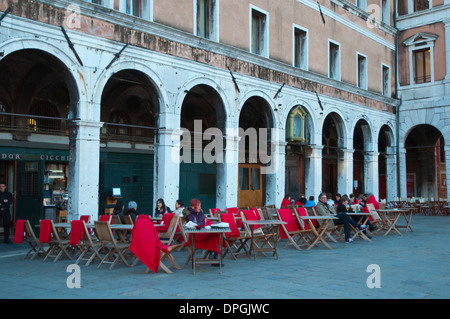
[1,216,449,300]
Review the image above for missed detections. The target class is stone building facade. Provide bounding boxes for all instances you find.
[0,0,399,224]
[397,0,450,200]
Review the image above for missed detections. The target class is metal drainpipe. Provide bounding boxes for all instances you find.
[394,0,402,198]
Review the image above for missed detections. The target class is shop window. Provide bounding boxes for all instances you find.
[44,163,68,207]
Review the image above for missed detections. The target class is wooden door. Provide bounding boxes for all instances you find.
[238,164,263,207]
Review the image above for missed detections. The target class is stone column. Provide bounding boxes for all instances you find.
[398,148,408,198]
[153,112,180,215]
[264,135,286,208]
[385,146,398,202]
[364,151,380,200]
[337,148,354,195]
[216,130,240,209]
[304,145,323,198]
[67,119,103,221]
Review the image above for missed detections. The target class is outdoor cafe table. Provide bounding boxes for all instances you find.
[242,220,286,260]
[297,216,338,250]
[377,208,413,236]
[38,222,160,242]
[183,226,230,275]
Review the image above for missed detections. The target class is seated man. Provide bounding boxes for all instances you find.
[337,195,374,238]
[315,193,368,243]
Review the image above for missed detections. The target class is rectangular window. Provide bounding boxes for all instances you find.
[414,0,429,12]
[251,8,268,57]
[382,65,391,96]
[414,48,431,84]
[294,27,308,70]
[356,0,366,11]
[357,53,367,89]
[329,41,340,80]
[196,0,217,40]
[113,0,152,20]
[381,0,389,24]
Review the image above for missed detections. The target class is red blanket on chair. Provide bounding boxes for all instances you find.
[226,207,243,228]
[277,209,299,239]
[157,213,175,233]
[69,220,84,246]
[130,215,169,273]
[281,198,291,208]
[14,220,25,244]
[39,219,52,243]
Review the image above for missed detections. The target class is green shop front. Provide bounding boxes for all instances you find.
[0,147,70,232]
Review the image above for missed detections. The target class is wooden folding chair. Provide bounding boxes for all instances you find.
[99,215,112,223]
[311,207,343,243]
[366,203,386,234]
[22,220,47,260]
[74,220,103,266]
[95,221,132,270]
[42,220,73,262]
[209,208,221,217]
[218,212,251,260]
[276,208,305,250]
[111,215,122,224]
[240,210,274,257]
[158,213,181,246]
[294,207,338,248]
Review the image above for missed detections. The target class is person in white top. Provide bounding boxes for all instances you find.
[173,199,184,216]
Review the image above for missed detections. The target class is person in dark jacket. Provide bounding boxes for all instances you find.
[125,201,139,223]
[336,195,370,242]
[0,183,13,243]
[185,198,207,226]
[113,201,125,224]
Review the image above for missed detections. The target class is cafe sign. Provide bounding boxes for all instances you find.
[1,151,70,161]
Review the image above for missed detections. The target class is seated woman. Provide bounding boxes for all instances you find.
[154,198,170,217]
[184,198,220,261]
[185,199,207,226]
